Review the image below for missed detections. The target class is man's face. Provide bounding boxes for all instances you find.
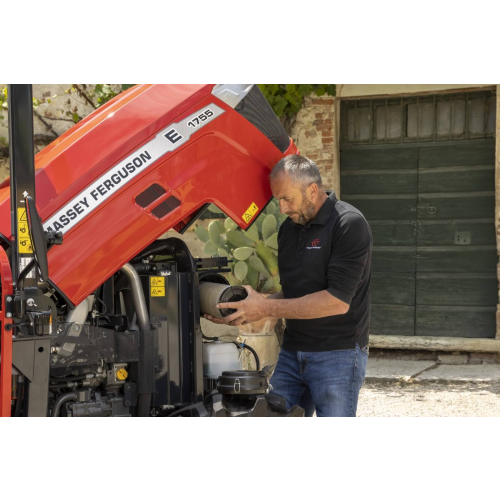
[270,173,316,226]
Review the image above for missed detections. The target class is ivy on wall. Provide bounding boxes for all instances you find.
[258,84,336,118]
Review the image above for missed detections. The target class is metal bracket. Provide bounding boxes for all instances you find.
[4,295,13,318]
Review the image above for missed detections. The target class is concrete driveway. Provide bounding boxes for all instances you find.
[358,356,500,417]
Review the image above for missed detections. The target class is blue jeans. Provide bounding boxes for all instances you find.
[270,345,369,417]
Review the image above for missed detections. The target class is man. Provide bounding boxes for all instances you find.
[204,155,372,417]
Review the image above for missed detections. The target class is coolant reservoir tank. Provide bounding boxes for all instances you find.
[203,341,242,380]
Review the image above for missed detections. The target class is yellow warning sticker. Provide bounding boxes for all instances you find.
[150,276,165,287]
[150,277,165,296]
[151,287,165,297]
[242,202,259,224]
[17,208,33,254]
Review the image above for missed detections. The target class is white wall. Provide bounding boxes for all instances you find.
[337,84,494,98]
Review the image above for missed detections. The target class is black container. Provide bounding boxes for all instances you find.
[217,370,269,395]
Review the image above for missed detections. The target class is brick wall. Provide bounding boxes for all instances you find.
[290,94,339,194]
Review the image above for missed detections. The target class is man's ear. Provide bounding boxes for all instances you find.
[308,183,319,200]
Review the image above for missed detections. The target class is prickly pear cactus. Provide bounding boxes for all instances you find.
[195,199,287,293]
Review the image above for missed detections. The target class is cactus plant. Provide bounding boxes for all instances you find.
[195,200,287,293]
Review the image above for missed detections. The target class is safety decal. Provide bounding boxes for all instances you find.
[43,103,226,235]
[242,202,259,224]
[150,276,165,297]
[18,208,34,254]
[151,287,165,297]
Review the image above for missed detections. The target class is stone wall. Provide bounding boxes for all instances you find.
[290,95,340,194]
[0,158,8,183]
[0,84,97,142]
[0,84,99,184]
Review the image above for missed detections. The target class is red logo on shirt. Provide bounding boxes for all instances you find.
[312,239,320,247]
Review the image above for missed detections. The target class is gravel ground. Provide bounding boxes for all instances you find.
[357,381,500,417]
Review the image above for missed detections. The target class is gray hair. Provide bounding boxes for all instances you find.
[270,155,323,190]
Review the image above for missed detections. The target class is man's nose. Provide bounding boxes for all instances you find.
[279,200,287,214]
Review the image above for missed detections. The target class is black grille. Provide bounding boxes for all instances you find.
[235,86,290,153]
[135,184,166,208]
[151,196,181,219]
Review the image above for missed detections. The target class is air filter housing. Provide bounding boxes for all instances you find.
[217,370,269,395]
[199,282,248,319]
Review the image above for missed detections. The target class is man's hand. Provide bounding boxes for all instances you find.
[203,286,269,327]
[203,288,349,325]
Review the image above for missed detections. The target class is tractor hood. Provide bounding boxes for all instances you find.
[0,84,297,306]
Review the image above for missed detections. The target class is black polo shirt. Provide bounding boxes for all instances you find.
[277,192,372,352]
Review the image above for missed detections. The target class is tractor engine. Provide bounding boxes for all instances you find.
[25,239,303,417]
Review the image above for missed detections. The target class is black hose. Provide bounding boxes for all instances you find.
[131,263,156,274]
[0,232,11,249]
[166,402,203,417]
[49,383,79,389]
[50,376,87,383]
[14,377,24,417]
[133,241,174,262]
[237,343,260,371]
[51,392,78,417]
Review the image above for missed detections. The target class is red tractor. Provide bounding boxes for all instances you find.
[0,84,303,417]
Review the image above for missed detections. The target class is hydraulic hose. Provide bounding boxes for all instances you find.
[51,392,78,417]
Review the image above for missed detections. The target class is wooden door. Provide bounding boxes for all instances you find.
[415,141,497,338]
[340,91,497,338]
[341,146,418,336]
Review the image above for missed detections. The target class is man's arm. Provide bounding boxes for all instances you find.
[208,287,348,326]
[213,211,371,327]
[264,290,349,319]
[202,290,285,325]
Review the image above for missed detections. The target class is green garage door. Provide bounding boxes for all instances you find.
[340,91,497,338]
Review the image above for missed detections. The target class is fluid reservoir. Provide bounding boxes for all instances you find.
[203,341,242,380]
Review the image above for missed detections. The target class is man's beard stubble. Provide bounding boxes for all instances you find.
[295,198,316,226]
